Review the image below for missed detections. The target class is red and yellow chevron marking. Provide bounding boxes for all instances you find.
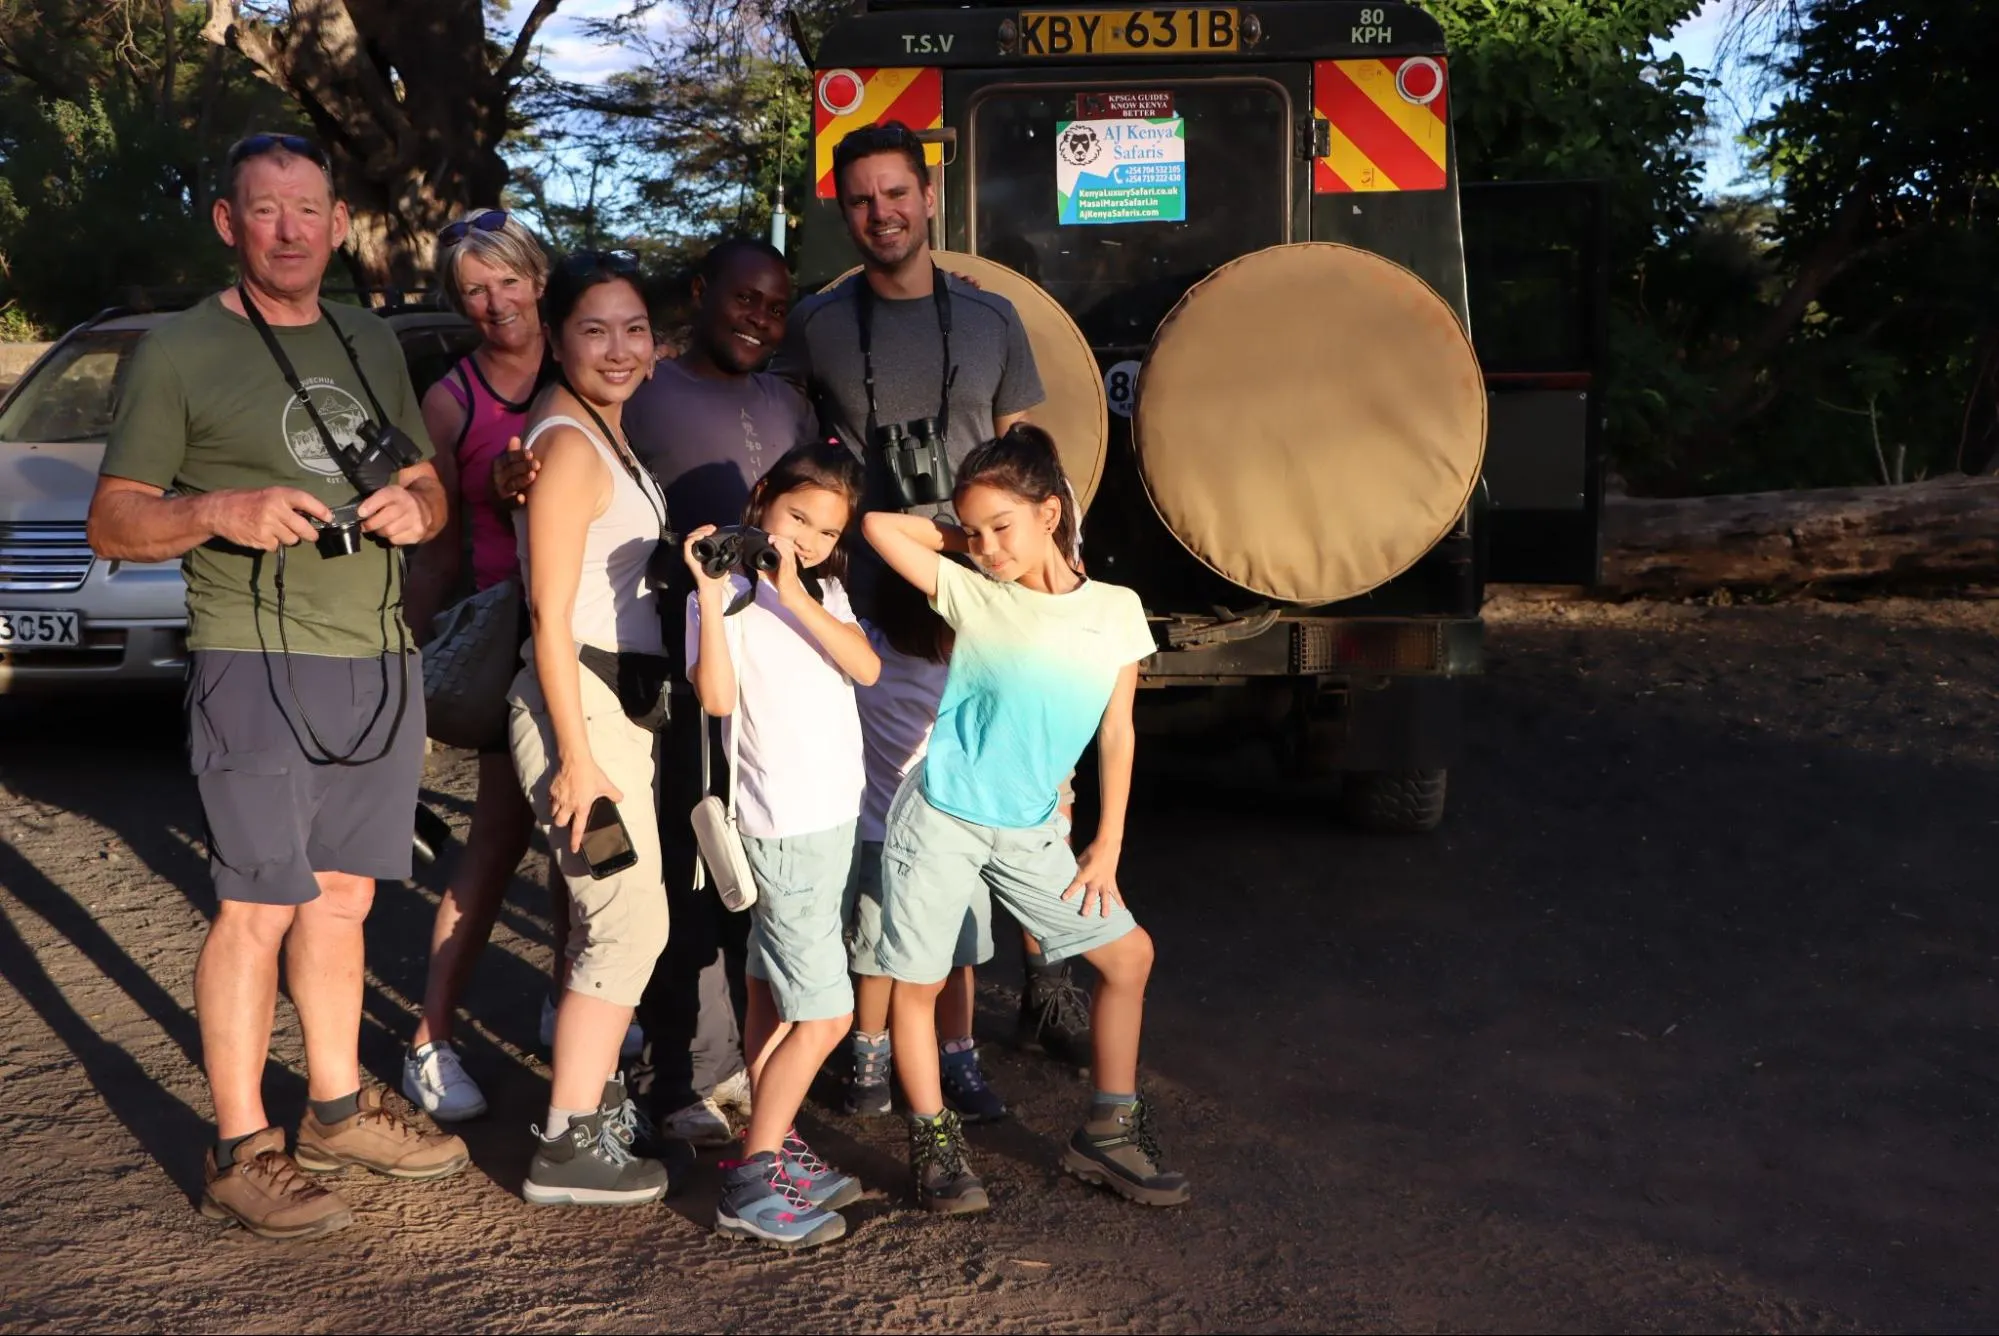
[813,67,944,199]
[1313,57,1449,194]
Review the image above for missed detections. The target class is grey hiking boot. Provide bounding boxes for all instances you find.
[907,1110,989,1216]
[523,1110,669,1207]
[1019,961,1094,1069]
[844,1032,893,1117]
[1061,1097,1190,1207]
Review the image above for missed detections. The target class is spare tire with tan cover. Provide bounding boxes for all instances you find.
[828,251,1109,509]
[1132,243,1486,605]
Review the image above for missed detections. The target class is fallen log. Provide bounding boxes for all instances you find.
[1601,475,1999,592]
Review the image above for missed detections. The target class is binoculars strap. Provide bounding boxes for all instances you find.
[854,264,955,441]
[237,284,396,498]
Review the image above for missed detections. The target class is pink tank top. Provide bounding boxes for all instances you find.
[439,354,534,592]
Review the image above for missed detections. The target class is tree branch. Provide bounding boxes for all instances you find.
[497,0,564,88]
[201,0,286,88]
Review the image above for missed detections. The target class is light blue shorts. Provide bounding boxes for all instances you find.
[879,765,1136,985]
[742,820,861,1022]
[847,839,993,977]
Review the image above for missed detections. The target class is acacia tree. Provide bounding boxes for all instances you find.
[531,0,837,267]
[201,0,565,291]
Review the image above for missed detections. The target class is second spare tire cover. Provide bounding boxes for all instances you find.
[1133,243,1486,605]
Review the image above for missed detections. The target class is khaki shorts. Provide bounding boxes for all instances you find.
[878,765,1134,985]
[508,665,668,1008]
[741,820,861,1022]
[846,839,993,977]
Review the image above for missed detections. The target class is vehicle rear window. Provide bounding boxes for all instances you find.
[0,330,144,445]
[970,80,1292,349]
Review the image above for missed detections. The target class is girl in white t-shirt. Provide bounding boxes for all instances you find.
[684,442,881,1251]
[844,573,1009,1125]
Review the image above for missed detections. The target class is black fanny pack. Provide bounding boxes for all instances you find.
[578,645,672,731]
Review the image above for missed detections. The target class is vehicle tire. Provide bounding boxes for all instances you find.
[1341,769,1448,834]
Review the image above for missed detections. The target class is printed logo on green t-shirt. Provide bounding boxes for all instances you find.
[282,377,373,479]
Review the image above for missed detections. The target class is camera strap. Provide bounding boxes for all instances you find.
[238,284,409,767]
[555,372,674,543]
[854,266,954,442]
[236,284,393,494]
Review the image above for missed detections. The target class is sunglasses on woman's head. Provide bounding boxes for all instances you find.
[227,133,328,169]
[438,209,509,248]
[557,248,642,277]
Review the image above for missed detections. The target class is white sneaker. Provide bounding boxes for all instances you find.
[711,1069,754,1120]
[539,995,645,1059]
[401,1041,488,1122]
[662,1096,736,1148]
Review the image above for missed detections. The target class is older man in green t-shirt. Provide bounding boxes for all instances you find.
[87,134,467,1240]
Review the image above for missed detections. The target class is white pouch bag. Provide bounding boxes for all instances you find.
[689,616,757,912]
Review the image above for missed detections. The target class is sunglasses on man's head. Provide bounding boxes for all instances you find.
[227,133,328,169]
[438,209,509,248]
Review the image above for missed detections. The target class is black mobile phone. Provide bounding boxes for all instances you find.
[581,796,638,879]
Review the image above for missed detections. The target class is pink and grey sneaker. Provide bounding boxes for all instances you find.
[716,1151,847,1250]
[780,1129,863,1210]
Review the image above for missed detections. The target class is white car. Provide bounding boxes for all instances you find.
[0,305,477,693]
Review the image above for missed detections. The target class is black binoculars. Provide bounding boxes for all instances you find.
[876,417,953,509]
[692,525,781,580]
[316,420,425,559]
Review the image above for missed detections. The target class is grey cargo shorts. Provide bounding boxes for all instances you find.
[186,649,426,906]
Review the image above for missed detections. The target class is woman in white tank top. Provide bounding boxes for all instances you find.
[505,253,676,1208]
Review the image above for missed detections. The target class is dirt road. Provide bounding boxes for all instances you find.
[2,594,1995,1333]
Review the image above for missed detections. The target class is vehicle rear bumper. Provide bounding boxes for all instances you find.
[1139,615,1482,684]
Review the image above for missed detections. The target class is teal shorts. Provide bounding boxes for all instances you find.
[742,820,861,1022]
[847,839,993,977]
[879,765,1136,985]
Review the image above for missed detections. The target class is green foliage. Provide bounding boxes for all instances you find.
[520,0,837,278]
[0,91,229,331]
[1422,0,1713,486]
[0,1,303,331]
[1719,0,1999,489]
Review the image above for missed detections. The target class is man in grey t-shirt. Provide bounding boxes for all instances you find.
[771,123,1044,528]
[625,240,816,530]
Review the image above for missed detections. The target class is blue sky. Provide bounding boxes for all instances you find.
[1660,0,1772,194]
[531,0,1770,198]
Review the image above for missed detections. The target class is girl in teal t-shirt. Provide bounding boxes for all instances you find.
[862,424,1189,1216]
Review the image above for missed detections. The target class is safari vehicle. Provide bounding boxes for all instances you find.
[0,298,476,693]
[795,0,1605,830]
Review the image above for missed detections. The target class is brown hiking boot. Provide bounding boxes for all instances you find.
[294,1087,470,1180]
[199,1127,355,1239]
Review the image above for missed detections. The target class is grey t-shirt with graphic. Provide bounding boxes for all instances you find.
[622,357,815,531]
[772,270,1045,518]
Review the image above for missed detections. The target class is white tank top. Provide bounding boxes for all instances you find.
[515,413,667,655]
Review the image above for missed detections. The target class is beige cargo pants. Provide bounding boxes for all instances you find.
[508,663,669,1008]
